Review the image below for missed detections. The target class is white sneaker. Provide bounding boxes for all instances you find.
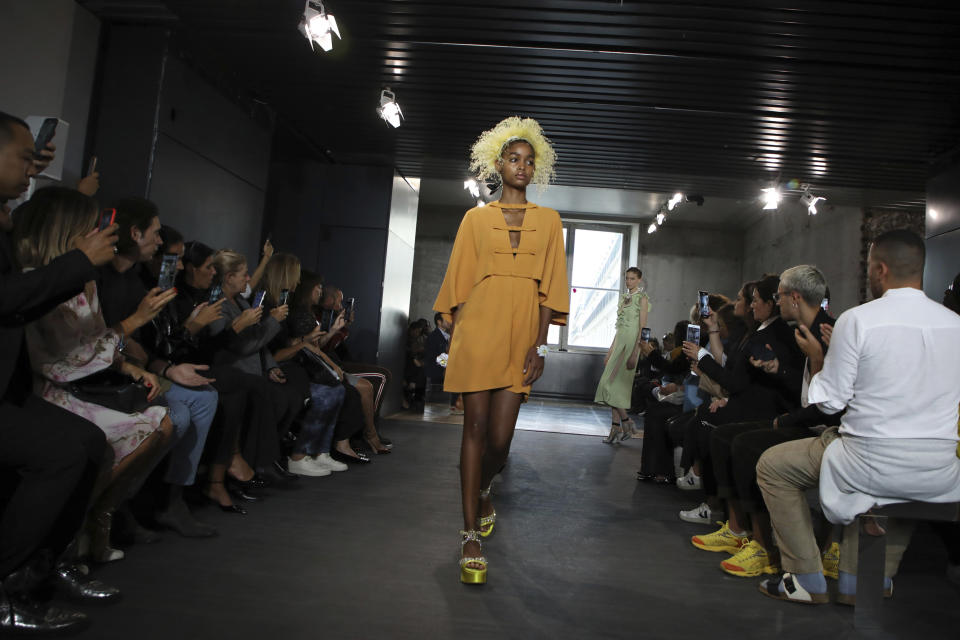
[676,470,702,491]
[673,447,684,479]
[287,456,331,477]
[313,452,347,472]
[679,502,715,524]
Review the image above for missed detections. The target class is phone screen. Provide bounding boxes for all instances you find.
[686,324,701,345]
[699,290,710,317]
[320,308,335,331]
[820,298,829,311]
[252,291,266,308]
[641,327,651,342]
[99,208,116,231]
[157,254,178,291]
[208,284,223,304]
[279,289,290,306]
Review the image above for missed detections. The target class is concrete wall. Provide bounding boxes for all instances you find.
[0,0,101,187]
[741,202,863,316]
[638,224,744,339]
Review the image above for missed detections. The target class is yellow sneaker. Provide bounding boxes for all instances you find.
[822,542,840,580]
[721,540,780,577]
[691,521,750,553]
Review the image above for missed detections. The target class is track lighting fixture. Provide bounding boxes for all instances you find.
[656,212,666,225]
[464,179,480,198]
[647,223,658,234]
[800,185,825,215]
[298,0,340,52]
[667,192,684,211]
[377,88,403,128]
[761,186,781,210]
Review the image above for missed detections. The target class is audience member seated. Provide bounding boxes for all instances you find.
[208,249,302,481]
[678,274,803,522]
[173,241,276,513]
[691,265,840,579]
[14,187,176,563]
[95,201,219,539]
[755,231,960,605]
[1,114,119,635]
[423,312,458,411]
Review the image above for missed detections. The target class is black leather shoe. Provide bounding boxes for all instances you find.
[225,481,261,502]
[1,587,88,634]
[53,563,121,602]
[330,449,371,465]
[271,460,300,481]
[227,473,267,491]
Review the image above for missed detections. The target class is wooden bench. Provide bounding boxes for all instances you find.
[855,501,960,630]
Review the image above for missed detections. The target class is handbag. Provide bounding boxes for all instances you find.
[67,369,152,414]
[297,348,341,386]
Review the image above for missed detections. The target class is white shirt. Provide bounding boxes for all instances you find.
[807,287,960,440]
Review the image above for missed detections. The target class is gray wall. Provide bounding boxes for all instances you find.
[0,0,101,186]
[925,157,960,301]
[90,28,273,263]
[741,202,863,316]
[638,224,744,338]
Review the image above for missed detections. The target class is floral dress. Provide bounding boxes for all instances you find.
[24,281,167,465]
[594,289,651,409]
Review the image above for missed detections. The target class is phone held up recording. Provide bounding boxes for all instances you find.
[698,290,710,317]
[686,324,701,346]
[98,208,116,231]
[252,291,267,309]
[640,327,652,342]
[208,283,223,305]
[279,289,290,306]
[157,254,178,291]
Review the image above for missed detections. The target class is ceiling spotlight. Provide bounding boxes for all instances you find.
[647,223,658,234]
[667,192,684,211]
[801,191,825,215]
[929,208,939,220]
[656,212,666,225]
[464,179,480,198]
[377,88,403,128]
[761,186,781,210]
[298,0,340,52]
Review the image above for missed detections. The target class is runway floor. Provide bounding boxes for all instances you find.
[69,412,959,640]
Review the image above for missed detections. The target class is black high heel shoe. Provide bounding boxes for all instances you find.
[205,482,247,515]
[330,449,371,465]
[225,479,261,502]
[227,472,267,491]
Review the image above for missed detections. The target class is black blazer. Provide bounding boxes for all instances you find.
[423,328,449,381]
[0,232,97,400]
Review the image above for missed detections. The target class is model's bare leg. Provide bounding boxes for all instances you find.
[461,390,491,567]
[478,390,523,533]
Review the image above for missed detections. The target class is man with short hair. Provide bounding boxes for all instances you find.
[756,230,960,605]
[0,111,119,634]
[423,312,457,411]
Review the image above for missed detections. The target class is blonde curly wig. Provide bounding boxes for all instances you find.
[469,116,556,188]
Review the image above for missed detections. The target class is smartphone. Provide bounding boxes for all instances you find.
[252,291,266,308]
[686,324,701,345]
[820,298,829,311]
[279,289,290,306]
[34,118,58,154]
[698,290,710,317]
[88,155,98,175]
[343,297,356,316]
[640,327,652,342]
[208,283,223,304]
[157,254,178,291]
[98,208,116,231]
[320,308,335,331]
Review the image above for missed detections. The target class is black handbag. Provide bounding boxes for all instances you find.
[297,348,341,386]
[68,369,152,414]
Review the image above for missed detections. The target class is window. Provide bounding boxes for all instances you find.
[547,223,630,351]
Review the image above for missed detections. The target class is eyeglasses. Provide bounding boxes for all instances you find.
[772,291,791,303]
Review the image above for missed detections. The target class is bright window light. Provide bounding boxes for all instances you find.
[377,88,403,128]
[299,1,340,52]
[761,186,781,210]
[464,179,480,198]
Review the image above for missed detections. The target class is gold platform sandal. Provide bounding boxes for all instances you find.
[479,486,496,537]
[459,530,487,584]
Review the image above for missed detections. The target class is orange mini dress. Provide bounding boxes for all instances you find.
[433,201,569,397]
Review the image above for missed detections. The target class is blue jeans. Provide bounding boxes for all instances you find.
[296,383,345,457]
[163,383,218,486]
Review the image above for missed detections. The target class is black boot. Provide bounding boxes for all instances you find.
[155,487,218,538]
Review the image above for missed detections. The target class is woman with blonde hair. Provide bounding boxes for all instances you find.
[434,117,569,584]
[14,187,176,562]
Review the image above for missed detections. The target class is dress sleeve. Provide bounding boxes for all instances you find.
[537,213,570,325]
[433,210,478,316]
[27,292,120,383]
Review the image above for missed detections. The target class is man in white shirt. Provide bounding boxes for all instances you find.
[755,229,960,605]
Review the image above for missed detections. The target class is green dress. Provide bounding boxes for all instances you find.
[594,290,651,408]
